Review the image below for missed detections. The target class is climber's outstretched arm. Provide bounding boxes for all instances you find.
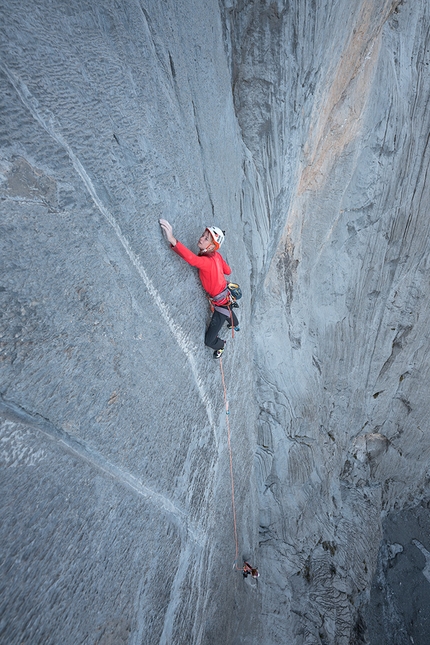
[159,219,177,246]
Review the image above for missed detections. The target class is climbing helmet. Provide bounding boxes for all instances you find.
[206,226,225,249]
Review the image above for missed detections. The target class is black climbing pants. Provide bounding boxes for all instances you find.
[205,308,239,351]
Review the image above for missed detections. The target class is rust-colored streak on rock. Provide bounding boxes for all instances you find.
[299,0,399,194]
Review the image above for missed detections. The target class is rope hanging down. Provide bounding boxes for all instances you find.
[219,357,259,578]
[219,356,240,569]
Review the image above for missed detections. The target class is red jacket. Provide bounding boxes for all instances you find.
[172,241,231,298]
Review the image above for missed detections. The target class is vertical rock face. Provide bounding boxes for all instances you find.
[221,0,430,643]
[1,1,430,644]
[1,2,259,643]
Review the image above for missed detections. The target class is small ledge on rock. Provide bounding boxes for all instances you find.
[387,542,403,560]
[365,433,389,460]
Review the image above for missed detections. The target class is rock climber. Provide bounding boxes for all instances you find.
[159,219,239,359]
[242,562,259,578]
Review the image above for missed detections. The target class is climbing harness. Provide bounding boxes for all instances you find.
[209,283,242,339]
[209,286,230,310]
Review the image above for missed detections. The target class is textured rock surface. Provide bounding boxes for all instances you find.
[228,0,430,642]
[0,2,259,644]
[366,504,430,645]
[1,0,430,644]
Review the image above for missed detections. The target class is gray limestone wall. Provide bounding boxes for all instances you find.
[1,0,430,644]
[1,1,259,644]
[221,0,430,643]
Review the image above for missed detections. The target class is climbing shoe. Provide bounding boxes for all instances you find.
[227,324,240,331]
[213,347,224,359]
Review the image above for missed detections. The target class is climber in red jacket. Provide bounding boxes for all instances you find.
[159,219,239,358]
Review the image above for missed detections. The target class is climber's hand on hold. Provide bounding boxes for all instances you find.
[159,219,177,246]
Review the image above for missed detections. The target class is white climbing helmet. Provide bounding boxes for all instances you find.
[206,226,225,249]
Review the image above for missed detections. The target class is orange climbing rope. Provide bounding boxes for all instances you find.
[219,356,242,571]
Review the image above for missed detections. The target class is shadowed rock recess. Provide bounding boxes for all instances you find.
[1,0,430,643]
